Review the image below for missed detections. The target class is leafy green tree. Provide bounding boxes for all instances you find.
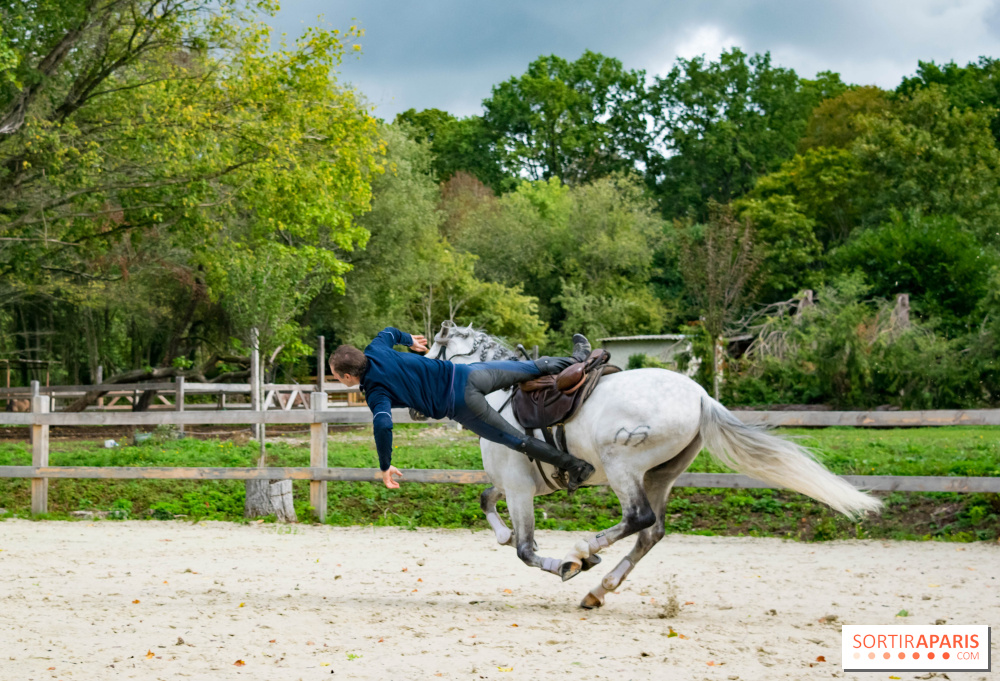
[829,213,997,334]
[648,49,844,218]
[0,1,381,379]
[852,86,1000,238]
[749,147,866,247]
[482,50,650,185]
[898,58,1000,145]
[798,86,892,151]
[312,124,546,349]
[735,194,822,302]
[394,108,508,191]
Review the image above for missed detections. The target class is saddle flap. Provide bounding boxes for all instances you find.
[512,348,618,430]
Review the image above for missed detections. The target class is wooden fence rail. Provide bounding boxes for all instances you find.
[1,396,997,521]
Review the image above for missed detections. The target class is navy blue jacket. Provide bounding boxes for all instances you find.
[362,328,459,470]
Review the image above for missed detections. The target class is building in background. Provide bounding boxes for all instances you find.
[597,334,700,377]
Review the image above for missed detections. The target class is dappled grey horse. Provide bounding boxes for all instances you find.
[427,322,881,608]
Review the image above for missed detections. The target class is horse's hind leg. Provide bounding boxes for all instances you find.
[480,485,513,545]
[559,464,655,582]
[581,435,702,609]
[506,489,562,576]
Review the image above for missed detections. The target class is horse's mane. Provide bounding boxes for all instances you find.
[439,322,519,361]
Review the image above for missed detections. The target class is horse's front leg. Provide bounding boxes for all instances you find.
[505,488,564,576]
[480,485,513,545]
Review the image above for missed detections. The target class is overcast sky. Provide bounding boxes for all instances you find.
[267,0,1000,120]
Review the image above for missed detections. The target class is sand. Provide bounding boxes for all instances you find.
[0,519,996,681]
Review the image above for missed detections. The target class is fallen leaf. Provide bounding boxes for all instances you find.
[234,660,245,667]
[47,667,55,670]
[707,661,716,666]
[896,609,909,617]
[377,638,384,643]
[498,667,513,672]
[412,589,418,593]
[401,567,408,572]
[239,602,245,608]
[417,578,422,582]
[269,639,276,643]
[816,655,826,662]
[667,627,678,638]
[503,589,512,594]
[435,674,443,677]
[306,641,315,646]
[162,581,168,585]
[145,650,154,659]
[320,662,331,667]
[132,599,140,604]
[679,634,688,640]
[890,677,901,680]
[684,601,695,605]
[511,623,518,627]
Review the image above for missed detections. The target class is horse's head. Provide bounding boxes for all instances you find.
[426,320,516,363]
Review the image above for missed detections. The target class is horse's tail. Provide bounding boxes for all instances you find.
[698,395,882,518]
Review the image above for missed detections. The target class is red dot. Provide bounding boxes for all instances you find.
[898,652,906,659]
[928,652,935,659]
[913,652,921,659]
[883,652,891,659]
[942,652,950,660]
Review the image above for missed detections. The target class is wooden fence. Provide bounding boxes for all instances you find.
[1,397,998,522]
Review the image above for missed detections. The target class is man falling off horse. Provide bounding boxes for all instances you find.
[330,327,595,491]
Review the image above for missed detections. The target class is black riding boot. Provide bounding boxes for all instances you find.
[533,333,592,375]
[516,435,595,492]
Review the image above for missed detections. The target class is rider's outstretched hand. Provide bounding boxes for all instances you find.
[382,465,404,489]
[409,334,429,354]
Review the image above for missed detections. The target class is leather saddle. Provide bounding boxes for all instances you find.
[512,349,620,430]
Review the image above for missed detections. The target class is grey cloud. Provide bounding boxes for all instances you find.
[267,0,1000,119]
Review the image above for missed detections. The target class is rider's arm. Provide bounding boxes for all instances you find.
[370,327,414,351]
[367,389,395,471]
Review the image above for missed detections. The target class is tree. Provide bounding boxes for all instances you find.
[482,50,651,185]
[852,86,1000,239]
[829,213,998,334]
[897,57,1000,145]
[678,202,761,395]
[749,147,866,247]
[648,49,844,218]
[797,86,892,151]
[0,1,381,380]
[394,109,508,192]
[735,194,822,303]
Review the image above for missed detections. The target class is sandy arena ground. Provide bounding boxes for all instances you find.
[0,520,996,681]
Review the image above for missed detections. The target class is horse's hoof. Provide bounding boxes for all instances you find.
[581,554,602,571]
[580,592,604,609]
[559,561,582,582]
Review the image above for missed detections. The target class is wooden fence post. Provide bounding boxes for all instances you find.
[317,336,326,395]
[96,365,103,408]
[310,392,328,522]
[176,375,185,437]
[31,394,50,515]
[30,380,39,445]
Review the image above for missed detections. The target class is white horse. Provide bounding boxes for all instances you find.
[427,322,882,609]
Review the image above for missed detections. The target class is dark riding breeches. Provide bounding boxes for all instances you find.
[452,360,540,448]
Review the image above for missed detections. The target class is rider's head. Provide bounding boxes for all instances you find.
[330,345,367,387]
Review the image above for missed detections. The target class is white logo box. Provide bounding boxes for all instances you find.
[842,625,991,672]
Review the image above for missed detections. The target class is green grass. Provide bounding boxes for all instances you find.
[0,425,997,542]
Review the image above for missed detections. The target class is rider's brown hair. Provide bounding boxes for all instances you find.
[330,345,368,378]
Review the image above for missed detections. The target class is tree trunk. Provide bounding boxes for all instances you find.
[244,480,296,523]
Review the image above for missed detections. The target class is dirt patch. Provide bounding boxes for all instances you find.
[0,521,995,680]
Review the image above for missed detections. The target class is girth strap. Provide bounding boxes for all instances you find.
[532,425,569,492]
